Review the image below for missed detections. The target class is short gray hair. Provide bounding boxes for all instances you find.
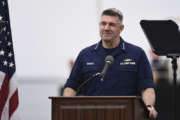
[101,8,123,23]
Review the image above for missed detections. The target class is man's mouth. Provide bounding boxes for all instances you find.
[103,33,112,36]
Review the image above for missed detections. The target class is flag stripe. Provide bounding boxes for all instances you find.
[0,75,9,119]
[9,89,18,117]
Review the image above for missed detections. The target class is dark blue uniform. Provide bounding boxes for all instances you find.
[64,38,155,96]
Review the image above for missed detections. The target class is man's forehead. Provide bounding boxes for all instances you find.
[100,15,120,23]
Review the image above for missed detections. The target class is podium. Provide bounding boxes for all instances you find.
[49,96,148,120]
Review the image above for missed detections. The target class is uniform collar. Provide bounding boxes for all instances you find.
[93,37,127,58]
[94,37,126,53]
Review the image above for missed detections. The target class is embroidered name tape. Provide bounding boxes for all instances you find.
[120,58,136,65]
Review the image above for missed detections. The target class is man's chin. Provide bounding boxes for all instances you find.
[102,38,113,42]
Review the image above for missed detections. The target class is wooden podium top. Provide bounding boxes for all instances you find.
[49,96,141,99]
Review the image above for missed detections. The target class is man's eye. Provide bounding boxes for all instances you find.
[101,22,106,26]
[109,23,116,26]
[100,22,116,27]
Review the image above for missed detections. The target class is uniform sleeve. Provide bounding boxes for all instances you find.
[64,52,84,91]
[137,49,156,93]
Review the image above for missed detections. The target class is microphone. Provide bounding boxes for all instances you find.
[101,55,114,78]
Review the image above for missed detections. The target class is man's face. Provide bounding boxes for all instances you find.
[99,15,124,42]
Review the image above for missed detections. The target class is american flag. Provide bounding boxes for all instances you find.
[0,0,21,120]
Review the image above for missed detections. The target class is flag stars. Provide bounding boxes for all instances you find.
[0,15,3,21]
[9,62,14,67]
[0,50,5,56]
[3,27,7,32]
[8,52,13,57]
[2,1,6,6]
[0,2,16,73]
[0,27,7,34]
[3,60,8,66]
[7,42,11,46]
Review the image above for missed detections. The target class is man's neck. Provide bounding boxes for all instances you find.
[102,37,120,49]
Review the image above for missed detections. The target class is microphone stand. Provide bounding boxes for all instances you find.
[76,73,102,96]
[167,54,179,120]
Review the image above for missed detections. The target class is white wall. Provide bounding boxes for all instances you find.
[9,0,100,80]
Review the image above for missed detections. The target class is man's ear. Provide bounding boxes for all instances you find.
[120,24,124,31]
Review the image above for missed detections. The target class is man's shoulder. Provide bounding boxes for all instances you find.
[125,41,144,54]
[79,43,98,55]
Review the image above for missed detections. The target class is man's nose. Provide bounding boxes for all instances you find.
[104,24,110,30]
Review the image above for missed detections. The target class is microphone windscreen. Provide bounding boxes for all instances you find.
[105,55,114,64]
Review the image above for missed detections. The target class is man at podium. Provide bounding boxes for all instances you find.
[63,8,157,119]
